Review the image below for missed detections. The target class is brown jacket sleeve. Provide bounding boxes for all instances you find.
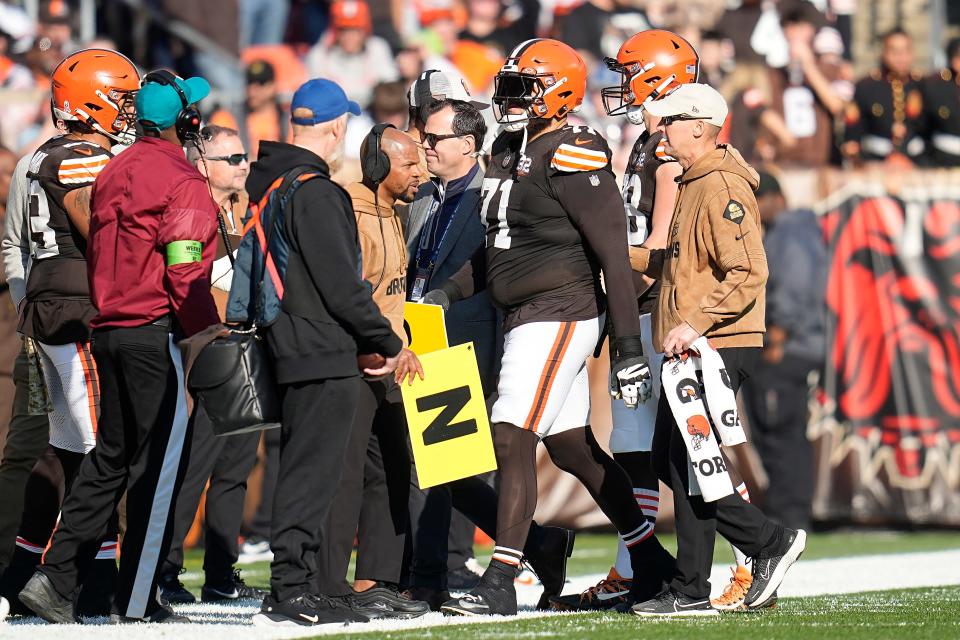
[684,188,768,335]
[629,246,667,280]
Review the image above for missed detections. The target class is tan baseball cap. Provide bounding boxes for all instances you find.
[645,83,728,127]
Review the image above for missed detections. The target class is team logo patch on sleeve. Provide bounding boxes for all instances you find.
[723,200,745,224]
[551,143,608,172]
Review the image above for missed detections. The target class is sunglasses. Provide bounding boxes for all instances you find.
[206,153,248,166]
[422,132,463,148]
[661,115,705,127]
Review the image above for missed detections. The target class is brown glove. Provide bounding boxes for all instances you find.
[177,322,230,381]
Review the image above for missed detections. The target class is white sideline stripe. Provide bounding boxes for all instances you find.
[125,338,190,618]
[5,550,960,637]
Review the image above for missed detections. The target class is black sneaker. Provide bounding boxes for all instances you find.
[441,560,517,616]
[447,565,482,591]
[201,569,266,602]
[110,604,191,624]
[525,526,576,610]
[253,593,369,628]
[158,571,196,605]
[352,583,430,619]
[402,586,450,612]
[631,589,718,617]
[18,571,78,624]
[744,528,806,609]
[549,567,632,612]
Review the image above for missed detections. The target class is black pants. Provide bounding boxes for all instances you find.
[245,426,281,541]
[40,325,191,619]
[0,343,50,571]
[406,472,513,589]
[317,379,411,596]
[269,376,362,601]
[652,347,779,600]
[743,355,817,531]
[162,403,260,581]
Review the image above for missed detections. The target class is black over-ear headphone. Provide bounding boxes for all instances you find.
[362,123,396,185]
[141,69,202,142]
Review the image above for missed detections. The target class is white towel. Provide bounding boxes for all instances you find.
[660,338,745,502]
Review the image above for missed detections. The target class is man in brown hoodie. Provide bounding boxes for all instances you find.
[629,83,806,616]
[316,124,430,619]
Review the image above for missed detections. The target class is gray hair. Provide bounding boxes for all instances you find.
[187,124,240,163]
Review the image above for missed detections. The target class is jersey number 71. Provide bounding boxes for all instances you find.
[480,178,514,249]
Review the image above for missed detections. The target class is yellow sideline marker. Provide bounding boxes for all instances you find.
[403,302,449,355]
[402,343,496,488]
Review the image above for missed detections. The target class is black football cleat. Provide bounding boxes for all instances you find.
[441,560,517,616]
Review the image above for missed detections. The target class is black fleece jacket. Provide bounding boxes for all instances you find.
[248,141,402,383]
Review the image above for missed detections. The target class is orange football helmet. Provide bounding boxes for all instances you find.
[52,48,141,144]
[492,38,586,131]
[602,30,699,121]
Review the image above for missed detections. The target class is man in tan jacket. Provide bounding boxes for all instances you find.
[628,83,806,616]
[317,124,430,619]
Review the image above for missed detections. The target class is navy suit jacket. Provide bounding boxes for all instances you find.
[406,166,501,393]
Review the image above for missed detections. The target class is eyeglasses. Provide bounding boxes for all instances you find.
[661,115,705,127]
[422,132,463,148]
[206,153,248,166]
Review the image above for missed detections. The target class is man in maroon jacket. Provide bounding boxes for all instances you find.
[20,72,222,624]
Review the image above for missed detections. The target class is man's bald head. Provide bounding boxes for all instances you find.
[360,126,418,173]
[360,125,423,204]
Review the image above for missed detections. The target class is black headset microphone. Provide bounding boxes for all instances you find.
[361,123,397,294]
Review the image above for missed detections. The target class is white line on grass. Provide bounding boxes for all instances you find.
[4,549,960,638]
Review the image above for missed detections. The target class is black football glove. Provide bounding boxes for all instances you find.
[609,335,653,408]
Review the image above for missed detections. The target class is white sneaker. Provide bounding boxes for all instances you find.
[238,536,273,564]
[1,596,10,624]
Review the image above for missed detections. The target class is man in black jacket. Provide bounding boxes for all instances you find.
[246,79,418,628]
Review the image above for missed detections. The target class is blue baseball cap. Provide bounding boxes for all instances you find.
[136,74,210,130]
[291,78,361,125]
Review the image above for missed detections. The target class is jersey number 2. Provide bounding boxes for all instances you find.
[480,178,513,249]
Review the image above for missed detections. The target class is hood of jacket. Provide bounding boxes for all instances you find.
[346,181,396,218]
[681,144,759,190]
[246,140,330,203]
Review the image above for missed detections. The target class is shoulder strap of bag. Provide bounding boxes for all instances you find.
[249,165,321,323]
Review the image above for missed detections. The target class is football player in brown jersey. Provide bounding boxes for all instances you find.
[425,38,674,616]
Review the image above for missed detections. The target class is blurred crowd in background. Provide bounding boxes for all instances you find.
[1,0,960,182]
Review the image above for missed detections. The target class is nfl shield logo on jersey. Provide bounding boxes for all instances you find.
[589,175,600,186]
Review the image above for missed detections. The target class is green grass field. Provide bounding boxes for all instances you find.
[324,586,960,640]
[179,531,960,639]
[181,530,960,592]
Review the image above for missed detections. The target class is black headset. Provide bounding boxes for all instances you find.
[360,122,399,294]
[140,69,202,142]
[362,123,396,185]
